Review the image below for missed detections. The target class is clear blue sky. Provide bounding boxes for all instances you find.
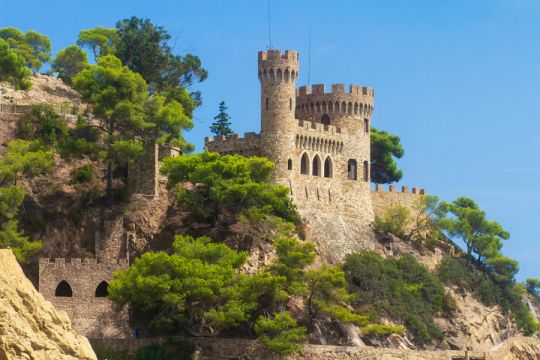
[2,0,539,280]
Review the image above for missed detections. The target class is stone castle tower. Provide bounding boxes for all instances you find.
[206,49,412,260]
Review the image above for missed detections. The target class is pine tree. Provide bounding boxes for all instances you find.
[210,101,233,137]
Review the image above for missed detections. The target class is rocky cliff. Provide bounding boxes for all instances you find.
[0,249,97,360]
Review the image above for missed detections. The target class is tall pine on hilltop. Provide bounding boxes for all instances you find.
[210,101,233,137]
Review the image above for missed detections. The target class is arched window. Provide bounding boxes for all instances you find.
[364,118,369,133]
[95,281,109,297]
[55,280,73,297]
[324,157,333,178]
[347,159,357,180]
[321,114,330,125]
[312,155,321,176]
[300,153,309,175]
[287,158,292,170]
[363,161,369,182]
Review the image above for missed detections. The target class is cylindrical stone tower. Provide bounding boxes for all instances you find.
[258,49,299,184]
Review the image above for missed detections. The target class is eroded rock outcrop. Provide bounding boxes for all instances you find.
[0,249,96,360]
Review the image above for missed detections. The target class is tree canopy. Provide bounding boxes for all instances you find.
[0,38,31,89]
[51,45,88,85]
[0,27,51,72]
[210,101,233,137]
[73,54,193,197]
[77,26,119,59]
[370,127,404,184]
[115,17,207,93]
[161,152,299,223]
[439,197,509,264]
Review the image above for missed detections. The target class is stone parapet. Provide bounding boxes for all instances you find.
[296,83,374,122]
[205,132,261,156]
[371,184,426,218]
[39,257,129,266]
[297,119,344,135]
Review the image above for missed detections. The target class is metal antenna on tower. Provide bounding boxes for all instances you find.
[267,0,272,49]
[307,28,311,86]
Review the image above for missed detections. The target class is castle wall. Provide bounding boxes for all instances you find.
[127,142,159,197]
[371,184,426,218]
[38,258,130,339]
[204,132,261,156]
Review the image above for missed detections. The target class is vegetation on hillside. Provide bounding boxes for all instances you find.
[374,195,540,336]
[0,140,53,262]
[108,153,403,355]
[161,152,299,224]
[344,251,451,344]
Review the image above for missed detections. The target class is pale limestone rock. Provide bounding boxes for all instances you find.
[0,249,96,360]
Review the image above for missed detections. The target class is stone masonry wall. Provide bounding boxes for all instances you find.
[204,132,261,156]
[38,258,130,339]
[127,142,159,197]
[193,338,493,360]
[371,184,426,218]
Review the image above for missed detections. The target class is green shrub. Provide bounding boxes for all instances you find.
[70,164,93,184]
[254,312,306,356]
[343,251,448,345]
[374,205,409,237]
[436,256,539,335]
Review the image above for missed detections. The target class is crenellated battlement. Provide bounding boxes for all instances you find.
[205,132,261,157]
[297,83,374,97]
[297,119,344,135]
[371,184,426,218]
[373,184,426,195]
[204,132,260,144]
[258,49,298,61]
[296,83,374,121]
[258,50,299,84]
[39,257,129,266]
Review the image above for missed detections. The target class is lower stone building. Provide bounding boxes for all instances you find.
[38,219,132,339]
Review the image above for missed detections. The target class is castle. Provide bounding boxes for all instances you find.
[206,49,425,261]
[35,48,425,340]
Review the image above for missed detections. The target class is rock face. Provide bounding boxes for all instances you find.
[0,249,96,360]
[0,74,83,106]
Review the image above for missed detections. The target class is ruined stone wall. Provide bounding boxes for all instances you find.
[127,142,159,197]
[371,184,426,218]
[94,218,129,263]
[204,132,261,156]
[38,258,130,339]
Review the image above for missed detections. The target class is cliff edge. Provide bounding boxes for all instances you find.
[0,249,96,360]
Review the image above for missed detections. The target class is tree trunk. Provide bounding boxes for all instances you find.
[106,160,113,200]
